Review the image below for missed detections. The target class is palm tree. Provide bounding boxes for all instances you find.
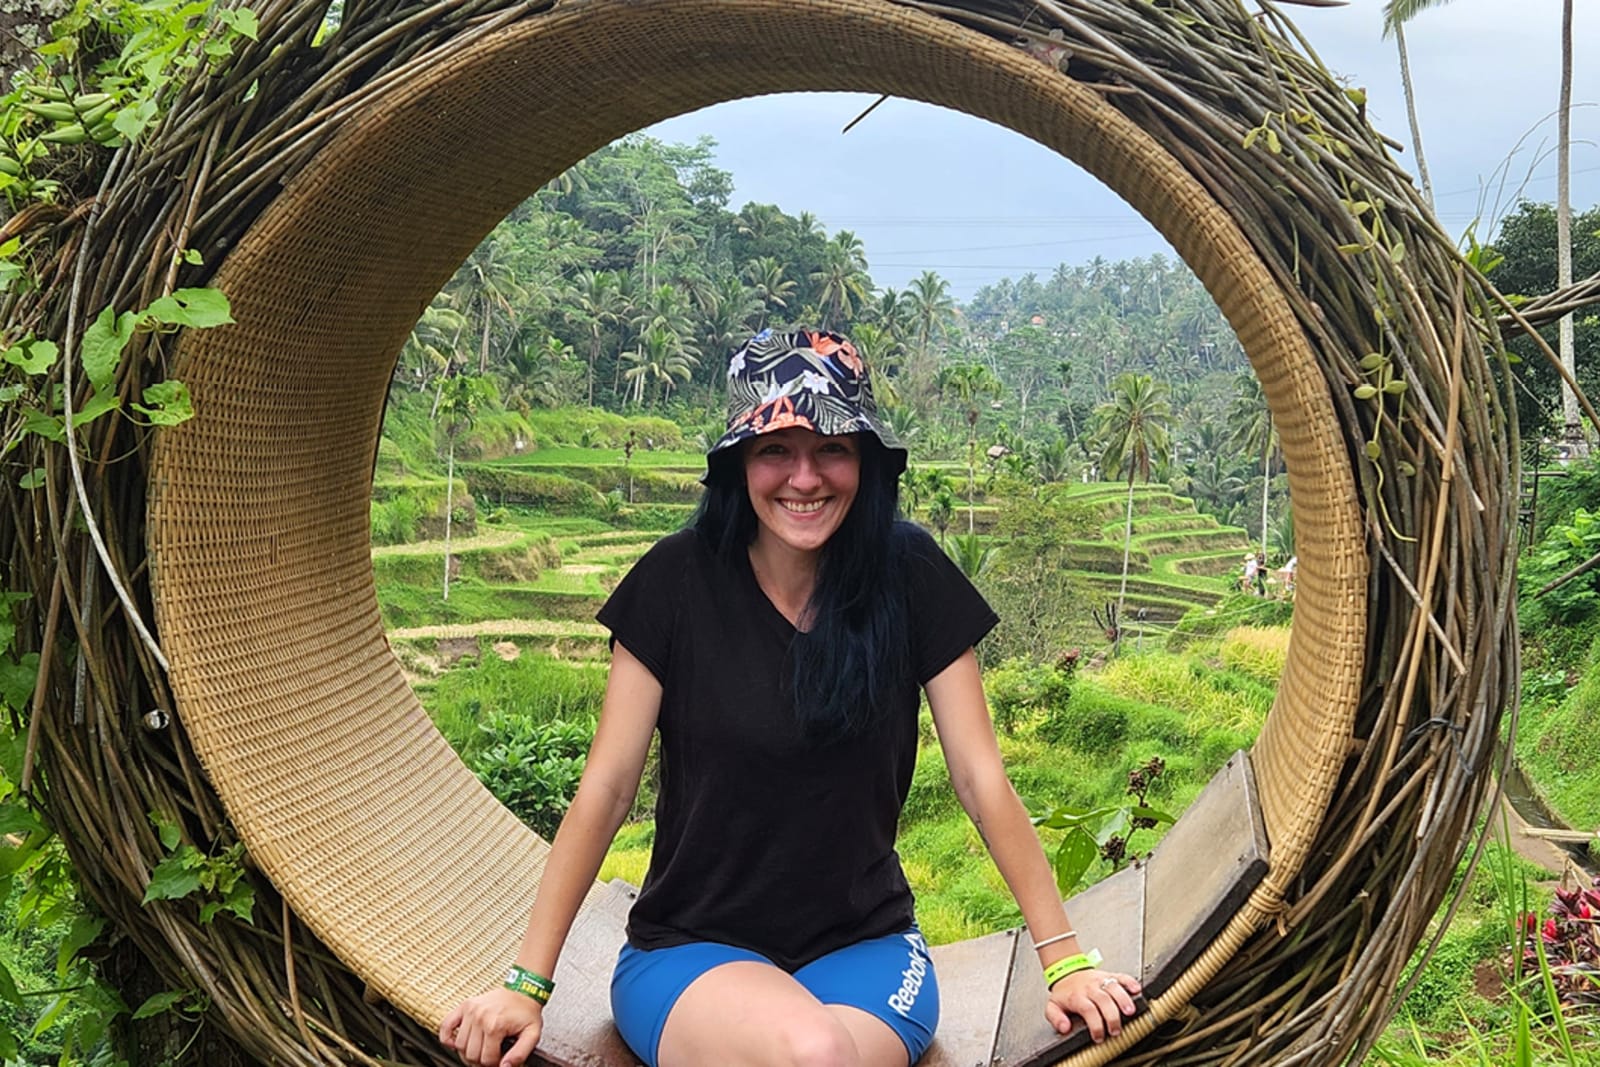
[849,322,905,412]
[622,325,700,407]
[743,257,797,329]
[432,372,498,600]
[1379,7,1434,207]
[1093,373,1172,652]
[810,230,872,331]
[447,239,526,376]
[938,362,1003,534]
[1226,372,1277,559]
[696,272,761,368]
[565,270,624,407]
[1386,0,1579,445]
[907,271,956,409]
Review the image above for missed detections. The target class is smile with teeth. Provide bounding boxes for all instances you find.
[780,498,829,514]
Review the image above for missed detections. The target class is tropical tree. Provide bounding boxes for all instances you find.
[1379,4,1435,207]
[1093,373,1173,651]
[433,372,498,600]
[744,256,797,328]
[565,269,625,406]
[447,239,526,376]
[1386,0,1580,445]
[1226,372,1277,558]
[939,361,1004,533]
[907,271,957,408]
[622,324,700,407]
[810,230,873,331]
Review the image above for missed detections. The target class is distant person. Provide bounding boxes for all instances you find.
[440,328,1139,1067]
[1252,552,1268,597]
[1241,553,1259,595]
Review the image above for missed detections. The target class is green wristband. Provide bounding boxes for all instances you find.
[504,965,554,1004]
[1043,948,1103,989]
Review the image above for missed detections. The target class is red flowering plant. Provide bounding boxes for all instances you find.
[1521,876,1600,1012]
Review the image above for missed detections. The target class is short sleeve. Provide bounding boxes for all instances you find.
[900,525,1000,685]
[595,530,691,684]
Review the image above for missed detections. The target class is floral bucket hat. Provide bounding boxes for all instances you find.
[708,328,906,474]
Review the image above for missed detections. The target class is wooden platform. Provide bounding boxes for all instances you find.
[532,753,1267,1067]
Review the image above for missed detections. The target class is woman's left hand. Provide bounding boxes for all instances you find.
[1045,968,1141,1043]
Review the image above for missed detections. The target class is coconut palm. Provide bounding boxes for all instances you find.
[622,324,700,407]
[938,361,1003,534]
[565,269,625,407]
[1386,0,1579,445]
[810,230,873,331]
[743,257,797,329]
[906,271,956,408]
[1226,372,1278,559]
[432,372,498,600]
[1093,373,1173,652]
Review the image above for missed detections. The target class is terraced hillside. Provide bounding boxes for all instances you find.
[374,448,1257,674]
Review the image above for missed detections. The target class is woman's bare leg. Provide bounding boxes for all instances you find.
[826,1006,909,1067]
[658,961,910,1067]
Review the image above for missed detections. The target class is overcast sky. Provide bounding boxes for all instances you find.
[646,0,1597,300]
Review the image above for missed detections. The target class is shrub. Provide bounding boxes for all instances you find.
[985,656,1073,736]
[1037,687,1131,750]
[467,713,594,839]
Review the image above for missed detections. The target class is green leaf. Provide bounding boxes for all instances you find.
[132,989,189,1020]
[1354,384,1379,400]
[0,958,21,1006]
[0,652,40,710]
[0,1021,15,1061]
[143,849,204,903]
[1364,441,1382,460]
[0,799,45,837]
[56,915,104,978]
[17,468,45,490]
[149,810,182,851]
[226,7,259,38]
[1358,352,1386,370]
[0,384,22,404]
[1336,242,1367,254]
[132,379,194,425]
[3,339,57,375]
[1053,827,1097,894]
[1129,804,1176,826]
[71,388,121,429]
[81,306,136,391]
[1388,241,1406,265]
[144,287,233,329]
[1383,380,1408,395]
[1241,127,1260,150]
[17,405,64,443]
[222,881,255,924]
[182,248,203,265]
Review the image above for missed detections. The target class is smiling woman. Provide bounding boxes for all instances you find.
[4,0,1517,1063]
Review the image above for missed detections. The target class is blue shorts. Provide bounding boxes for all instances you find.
[610,928,939,1066]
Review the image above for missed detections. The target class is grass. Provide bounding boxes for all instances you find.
[492,446,705,469]
[421,643,609,754]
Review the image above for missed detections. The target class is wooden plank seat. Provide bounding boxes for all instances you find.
[528,753,1265,1067]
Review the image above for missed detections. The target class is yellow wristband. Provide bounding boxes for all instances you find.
[1043,948,1103,989]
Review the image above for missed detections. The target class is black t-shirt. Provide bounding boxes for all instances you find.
[595,523,998,971]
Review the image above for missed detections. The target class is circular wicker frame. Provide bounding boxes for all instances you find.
[3,0,1518,1064]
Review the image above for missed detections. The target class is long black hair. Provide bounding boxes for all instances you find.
[694,434,913,740]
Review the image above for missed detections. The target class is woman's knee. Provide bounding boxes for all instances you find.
[770,1014,859,1067]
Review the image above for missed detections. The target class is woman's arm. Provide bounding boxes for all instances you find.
[440,643,662,1067]
[925,650,1140,1044]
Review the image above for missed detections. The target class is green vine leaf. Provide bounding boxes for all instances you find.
[2,339,57,375]
[131,989,190,1020]
[17,468,45,490]
[143,288,234,329]
[55,915,103,979]
[81,307,137,391]
[133,379,194,425]
[143,848,204,903]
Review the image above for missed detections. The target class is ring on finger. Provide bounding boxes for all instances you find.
[1099,977,1118,990]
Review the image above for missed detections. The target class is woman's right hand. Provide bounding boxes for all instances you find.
[439,987,544,1067]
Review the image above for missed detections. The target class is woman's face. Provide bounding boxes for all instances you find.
[743,428,861,556]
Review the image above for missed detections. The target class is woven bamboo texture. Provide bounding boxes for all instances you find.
[3,0,1519,1064]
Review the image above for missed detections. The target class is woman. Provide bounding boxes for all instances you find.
[440,329,1140,1067]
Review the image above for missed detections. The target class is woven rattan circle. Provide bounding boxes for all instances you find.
[148,0,1372,1058]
